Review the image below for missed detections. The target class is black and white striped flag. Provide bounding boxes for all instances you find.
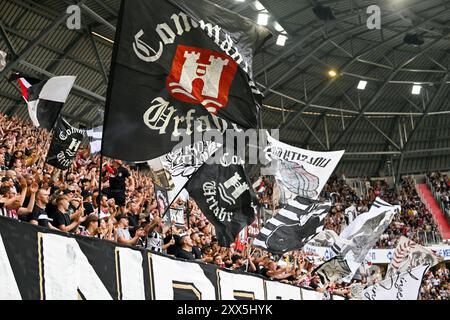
[253,197,331,254]
[86,126,103,154]
[13,74,76,130]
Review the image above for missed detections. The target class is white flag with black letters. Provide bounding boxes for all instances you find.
[362,265,428,300]
[265,134,344,201]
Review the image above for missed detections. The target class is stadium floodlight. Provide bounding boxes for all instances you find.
[276,34,287,46]
[274,22,284,32]
[357,80,368,90]
[257,13,269,26]
[328,69,337,77]
[412,84,422,95]
[254,0,266,11]
[235,0,245,2]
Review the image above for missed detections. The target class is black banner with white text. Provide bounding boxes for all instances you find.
[0,216,340,300]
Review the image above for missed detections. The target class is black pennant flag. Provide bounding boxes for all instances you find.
[185,163,256,247]
[46,118,86,170]
[102,0,272,161]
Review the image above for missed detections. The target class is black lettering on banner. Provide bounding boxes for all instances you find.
[37,233,45,301]
[233,290,255,300]
[77,288,86,300]
[114,249,123,300]
[172,281,202,300]
[147,253,155,300]
[0,217,349,300]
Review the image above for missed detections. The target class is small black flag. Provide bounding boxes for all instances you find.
[185,163,256,247]
[46,118,86,170]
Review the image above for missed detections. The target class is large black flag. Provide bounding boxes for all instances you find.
[253,197,331,254]
[46,118,86,170]
[186,163,256,247]
[102,0,271,161]
[12,74,76,130]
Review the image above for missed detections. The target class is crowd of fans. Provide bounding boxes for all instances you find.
[0,112,448,300]
[428,172,450,220]
[319,175,442,248]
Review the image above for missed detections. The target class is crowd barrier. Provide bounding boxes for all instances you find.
[303,243,450,264]
[0,217,342,300]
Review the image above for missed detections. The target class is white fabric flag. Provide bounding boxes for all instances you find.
[0,50,6,72]
[385,236,441,280]
[315,198,399,284]
[345,205,358,224]
[265,134,344,200]
[149,141,221,203]
[339,198,399,281]
[86,126,103,154]
[362,265,428,300]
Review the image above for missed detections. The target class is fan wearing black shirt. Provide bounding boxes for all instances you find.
[30,189,56,229]
[231,254,256,272]
[52,195,86,233]
[175,235,195,261]
[190,232,203,259]
[108,160,133,213]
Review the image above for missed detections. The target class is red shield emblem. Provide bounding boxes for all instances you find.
[166,45,238,115]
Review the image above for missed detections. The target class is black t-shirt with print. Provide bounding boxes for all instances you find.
[109,166,130,192]
[30,205,52,228]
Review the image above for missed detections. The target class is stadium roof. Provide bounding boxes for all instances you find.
[0,0,449,178]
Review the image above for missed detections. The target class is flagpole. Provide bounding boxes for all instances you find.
[160,180,191,221]
[186,200,191,229]
[97,152,103,239]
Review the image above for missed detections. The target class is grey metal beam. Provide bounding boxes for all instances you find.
[298,116,326,150]
[91,0,118,17]
[46,32,85,73]
[329,33,449,149]
[0,21,18,57]
[255,0,439,79]
[0,1,87,78]
[257,82,359,114]
[302,113,327,148]
[279,7,450,133]
[79,3,116,32]
[395,72,449,181]
[87,28,108,84]
[375,116,400,174]
[364,118,401,150]
[261,40,333,96]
